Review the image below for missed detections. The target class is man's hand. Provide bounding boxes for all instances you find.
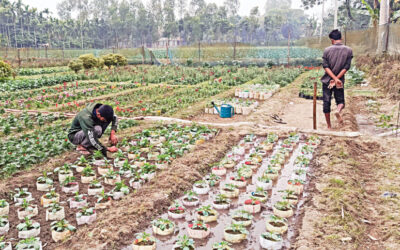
[109,130,118,145]
[328,78,343,89]
[335,78,343,89]
[328,80,336,89]
[107,146,118,153]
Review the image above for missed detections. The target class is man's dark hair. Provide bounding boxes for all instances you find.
[329,29,342,40]
[98,104,114,122]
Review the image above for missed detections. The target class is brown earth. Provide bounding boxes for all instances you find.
[3,63,400,250]
[55,128,243,250]
[190,72,359,132]
[293,136,400,249]
[356,55,400,100]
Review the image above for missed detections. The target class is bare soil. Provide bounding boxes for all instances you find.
[3,65,400,250]
[190,72,359,133]
[55,129,242,249]
[293,136,400,249]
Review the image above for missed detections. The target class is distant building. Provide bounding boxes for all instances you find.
[152,37,183,48]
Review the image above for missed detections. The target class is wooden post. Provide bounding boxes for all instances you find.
[233,40,236,60]
[166,43,169,64]
[198,42,201,62]
[45,46,48,59]
[313,81,317,130]
[287,29,291,66]
[141,45,145,64]
[17,48,21,67]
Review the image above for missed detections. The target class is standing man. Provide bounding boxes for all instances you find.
[321,29,353,129]
[68,103,119,156]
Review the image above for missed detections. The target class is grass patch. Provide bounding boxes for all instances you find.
[329,178,346,187]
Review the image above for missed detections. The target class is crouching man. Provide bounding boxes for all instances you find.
[68,103,119,156]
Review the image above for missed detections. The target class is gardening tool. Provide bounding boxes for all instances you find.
[211,102,234,118]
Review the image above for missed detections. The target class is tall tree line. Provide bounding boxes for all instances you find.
[0,0,320,49]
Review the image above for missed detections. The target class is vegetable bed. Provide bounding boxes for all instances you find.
[0,123,217,249]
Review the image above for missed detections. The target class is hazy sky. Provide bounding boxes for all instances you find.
[19,0,327,18]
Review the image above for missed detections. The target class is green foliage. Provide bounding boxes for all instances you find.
[101,54,127,68]
[97,58,105,69]
[18,67,69,76]
[113,54,128,66]
[78,54,98,70]
[68,59,83,73]
[0,125,74,178]
[50,219,76,232]
[0,60,12,81]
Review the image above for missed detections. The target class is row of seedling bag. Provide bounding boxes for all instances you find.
[234,84,280,100]
[0,124,217,249]
[128,133,320,249]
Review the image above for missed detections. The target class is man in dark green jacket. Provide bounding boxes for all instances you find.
[68,103,118,156]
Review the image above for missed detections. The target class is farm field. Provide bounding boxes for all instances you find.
[0,58,399,250]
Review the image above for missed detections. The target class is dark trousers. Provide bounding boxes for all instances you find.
[322,83,345,113]
[71,125,103,148]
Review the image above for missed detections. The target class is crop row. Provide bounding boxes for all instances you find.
[17,67,70,76]
[0,112,68,138]
[128,133,320,249]
[54,84,181,113]
[0,118,138,178]
[109,67,267,117]
[2,82,143,110]
[0,81,106,102]
[92,64,238,84]
[252,67,303,87]
[52,67,265,114]
[0,74,91,92]
[0,123,217,249]
[2,65,249,93]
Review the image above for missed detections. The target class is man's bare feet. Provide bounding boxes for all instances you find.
[335,111,343,125]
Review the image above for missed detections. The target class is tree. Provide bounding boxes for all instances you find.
[78,54,98,69]
[265,0,292,13]
[377,0,390,53]
[163,0,178,39]
[0,59,12,80]
[68,59,83,73]
[177,0,187,20]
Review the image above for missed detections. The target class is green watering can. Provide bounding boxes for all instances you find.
[211,102,234,118]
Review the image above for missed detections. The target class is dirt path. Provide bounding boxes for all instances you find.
[190,71,359,133]
[294,136,400,249]
[279,98,326,130]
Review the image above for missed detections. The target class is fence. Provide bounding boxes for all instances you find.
[0,47,160,67]
[301,23,400,56]
[0,42,324,68]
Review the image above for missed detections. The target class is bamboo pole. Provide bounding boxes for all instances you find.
[313,81,317,130]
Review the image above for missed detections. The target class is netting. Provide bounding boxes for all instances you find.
[156,44,322,66]
[0,46,160,66]
[301,23,400,56]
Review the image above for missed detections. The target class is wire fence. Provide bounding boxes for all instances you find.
[300,23,400,57]
[0,43,323,68]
